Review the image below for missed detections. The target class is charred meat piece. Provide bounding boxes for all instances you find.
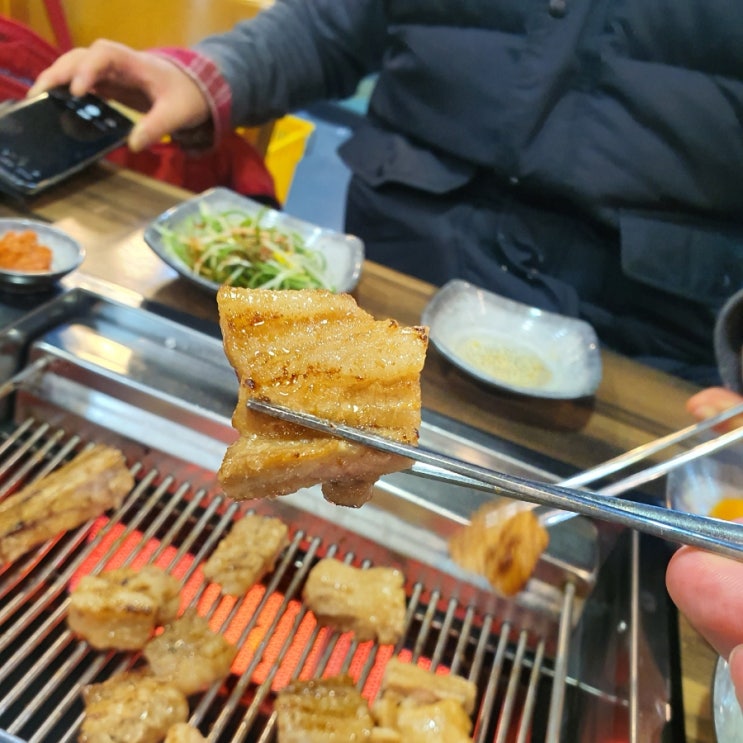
[275,674,376,743]
[217,287,428,507]
[302,558,406,644]
[68,565,181,650]
[449,500,549,596]
[79,670,188,743]
[0,444,134,563]
[202,512,289,596]
[143,609,237,695]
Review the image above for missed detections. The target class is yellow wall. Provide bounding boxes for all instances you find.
[2,0,273,49]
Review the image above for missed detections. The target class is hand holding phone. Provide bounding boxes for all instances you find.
[0,86,134,197]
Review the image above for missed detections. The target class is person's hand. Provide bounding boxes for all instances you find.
[666,545,743,708]
[686,386,743,432]
[27,39,211,152]
[677,386,743,707]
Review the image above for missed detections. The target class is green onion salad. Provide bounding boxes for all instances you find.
[158,204,333,290]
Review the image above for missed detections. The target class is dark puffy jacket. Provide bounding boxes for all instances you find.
[197,0,743,375]
[366,1,743,218]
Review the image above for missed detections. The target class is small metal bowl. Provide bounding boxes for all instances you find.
[665,437,743,516]
[0,218,85,292]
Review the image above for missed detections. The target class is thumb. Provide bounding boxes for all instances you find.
[128,116,167,152]
[127,94,209,152]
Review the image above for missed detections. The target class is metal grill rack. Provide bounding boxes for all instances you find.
[0,418,564,742]
[0,285,679,742]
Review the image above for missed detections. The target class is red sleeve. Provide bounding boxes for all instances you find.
[149,46,233,149]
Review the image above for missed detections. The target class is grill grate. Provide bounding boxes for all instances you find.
[0,418,563,743]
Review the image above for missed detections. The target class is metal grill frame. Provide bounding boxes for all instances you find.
[0,284,678,742]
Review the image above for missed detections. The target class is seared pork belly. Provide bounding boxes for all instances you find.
[79,670,188,743]
[217,287,428,507]
[0,444,133,563]
[164,724,208,743]
[202,512,289,595]
[371,659,477,743]
[449,500,549,596]
[275,669,471,743]
[275,674,376,743]
[302,558,406,644]
[379,658,476,714]
[374,697,474,743]
[143,609,237,695]
[68,565,181,650]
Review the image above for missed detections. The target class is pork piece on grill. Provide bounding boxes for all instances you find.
[217,287,428,507]
[143,609,237,695]
[302,557,406,644]
[371,658,477,743]
[0,443,134,563]
[449,500,550,596]
[79,670,189,743]
[202,512,289,596]
[164,724,208,743]
[378,657,477,714]
[275,674,377,743]
[373,697,474,743]
[68,565,181,650]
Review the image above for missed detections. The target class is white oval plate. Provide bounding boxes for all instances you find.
[421,279,603,399]
[143,187,364,294]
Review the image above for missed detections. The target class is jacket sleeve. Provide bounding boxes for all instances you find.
[714,287,743,393]
[193,0,387,127]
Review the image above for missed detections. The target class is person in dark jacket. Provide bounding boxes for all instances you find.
[29,0,743,383]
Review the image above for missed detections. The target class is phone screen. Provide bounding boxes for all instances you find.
[0,87,134,196]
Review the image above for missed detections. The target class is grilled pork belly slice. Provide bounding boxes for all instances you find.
[379,658,477,714]
[302,558,406,644]
[143,609,237,695]
[0,444,133,563]
[371,659,477,742]
[275,674,376,743]
[80,670,189,743]
[202,512,289,596]
[374,697,474,743]
[164,724,208,743]
[68,565,181,650]
[217,287,428,507]
[449,500,549,596]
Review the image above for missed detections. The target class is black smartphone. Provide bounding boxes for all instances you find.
[0,86,134,197]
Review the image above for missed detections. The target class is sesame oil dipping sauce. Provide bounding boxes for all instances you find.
[455,336,553,389]
[422,280,602,399]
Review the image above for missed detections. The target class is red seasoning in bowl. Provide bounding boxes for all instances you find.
[0,229,53,272]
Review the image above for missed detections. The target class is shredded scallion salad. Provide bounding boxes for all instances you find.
[158,204,332,290]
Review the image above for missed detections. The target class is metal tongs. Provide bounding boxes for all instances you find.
[248,398,743,562]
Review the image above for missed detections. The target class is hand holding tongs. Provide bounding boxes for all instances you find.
[248,398,743,562]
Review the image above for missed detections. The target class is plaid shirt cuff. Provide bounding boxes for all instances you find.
[149,46,232,149]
